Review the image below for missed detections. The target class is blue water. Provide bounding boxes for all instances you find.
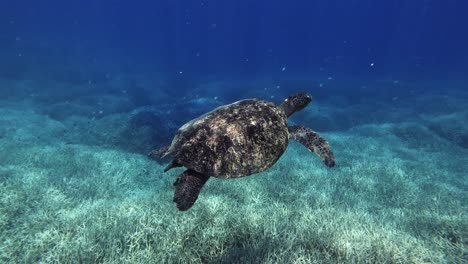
[2,1,468,86]
[0,1,467,263]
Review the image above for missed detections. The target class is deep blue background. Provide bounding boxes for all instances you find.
[1,0,467,91]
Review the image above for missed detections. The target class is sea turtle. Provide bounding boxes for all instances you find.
[149,92,335,211]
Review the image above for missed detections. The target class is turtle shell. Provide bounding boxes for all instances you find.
[168,99,289,178]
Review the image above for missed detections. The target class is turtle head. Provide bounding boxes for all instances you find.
[280,92,312,117]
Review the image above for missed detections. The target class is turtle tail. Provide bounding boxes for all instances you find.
[148,145,171,160]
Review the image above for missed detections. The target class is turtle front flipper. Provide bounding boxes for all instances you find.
[288,125,335,167]
[173,169,210,211]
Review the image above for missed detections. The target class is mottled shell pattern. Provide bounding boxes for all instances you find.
[167,99,289,178]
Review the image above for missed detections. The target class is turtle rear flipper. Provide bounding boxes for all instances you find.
[173,169,210,211]
[288,125,335,167]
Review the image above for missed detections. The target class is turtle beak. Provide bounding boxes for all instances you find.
[303,93,312,104]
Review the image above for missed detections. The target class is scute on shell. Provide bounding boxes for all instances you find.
[169,99,289,178]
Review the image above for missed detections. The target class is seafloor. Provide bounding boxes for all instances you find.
[0,76,466,263]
